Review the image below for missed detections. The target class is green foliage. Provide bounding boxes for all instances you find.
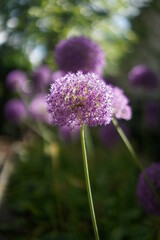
[0,131,158,239]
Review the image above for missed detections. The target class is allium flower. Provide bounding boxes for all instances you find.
[4,99,27,123]
[50,70,65,83]
[32,65,52,91]
[47,71,113,128]
[55,36,106,75]
[136,163,160,215]
[29,94,50,123]
[128,65,158,89]
[6,70,28,92]
[113,87,132,120]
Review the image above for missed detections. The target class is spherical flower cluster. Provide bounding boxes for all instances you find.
[6,70,28,92]
[32,65,52,91]
[29,94,50,123]
[128,65,158,89]
[136,163,160,215]
[113,87,132,120]
[55,36,106,75]
[47,71,113,128]
[4,99,27,124]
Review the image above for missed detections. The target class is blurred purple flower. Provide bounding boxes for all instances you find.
[99,122,130,148]
[32,65,52,91]
[29,94,50,123]
[6,70,28,92]
[55,36,106,75]
[113,87,132,120]
[47,71,113,128]
[50,70,65,83]
[4,99,27,124]
[144,101,159,128]
[128,65,158,89]
[136,163,160,215]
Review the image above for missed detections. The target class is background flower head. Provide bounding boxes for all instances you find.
[136,163,160,215]
[128,65,159,89]
[6,70,28,93]
[113,87,132,120]
[54,36,106,75]
[47,71,113,128]
[4,99,27,124]
[32,65,52,92]
[29,94,50,123]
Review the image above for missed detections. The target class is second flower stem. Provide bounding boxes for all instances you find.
[112,118,160,204]
[80,125,100,240]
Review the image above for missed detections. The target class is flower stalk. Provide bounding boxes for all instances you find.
[112,118,160,204]
[80,125,100,240]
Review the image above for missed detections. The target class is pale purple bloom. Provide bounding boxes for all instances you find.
[32,65,52,91]
[136,163,160,215]
[55,36,106,75]
[50,70,65,83]
[113,87,132,120]
[4,99,27,123]
[6,70,28,92]
[47,71,113,128]
[29,94,50,123]
[128,65,158,89]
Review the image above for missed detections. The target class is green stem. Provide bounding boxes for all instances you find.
[112,118,160,204]
[80,125,100,240]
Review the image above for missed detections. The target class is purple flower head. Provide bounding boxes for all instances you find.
[113,87,132,120]
[128,65,159,89]
[4,99,27,124]
[144,101,159,128]
[136,163,160,215]
[50,70,65,83]
[6,70,28,92]
[32,65,52,91]
[29,94,50,123]
[47,71,113,128]
[55,36,106,75]
[99,122,130,148]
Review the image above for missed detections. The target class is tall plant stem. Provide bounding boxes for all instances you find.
[80,125,100,240]
[112,118,160,204]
